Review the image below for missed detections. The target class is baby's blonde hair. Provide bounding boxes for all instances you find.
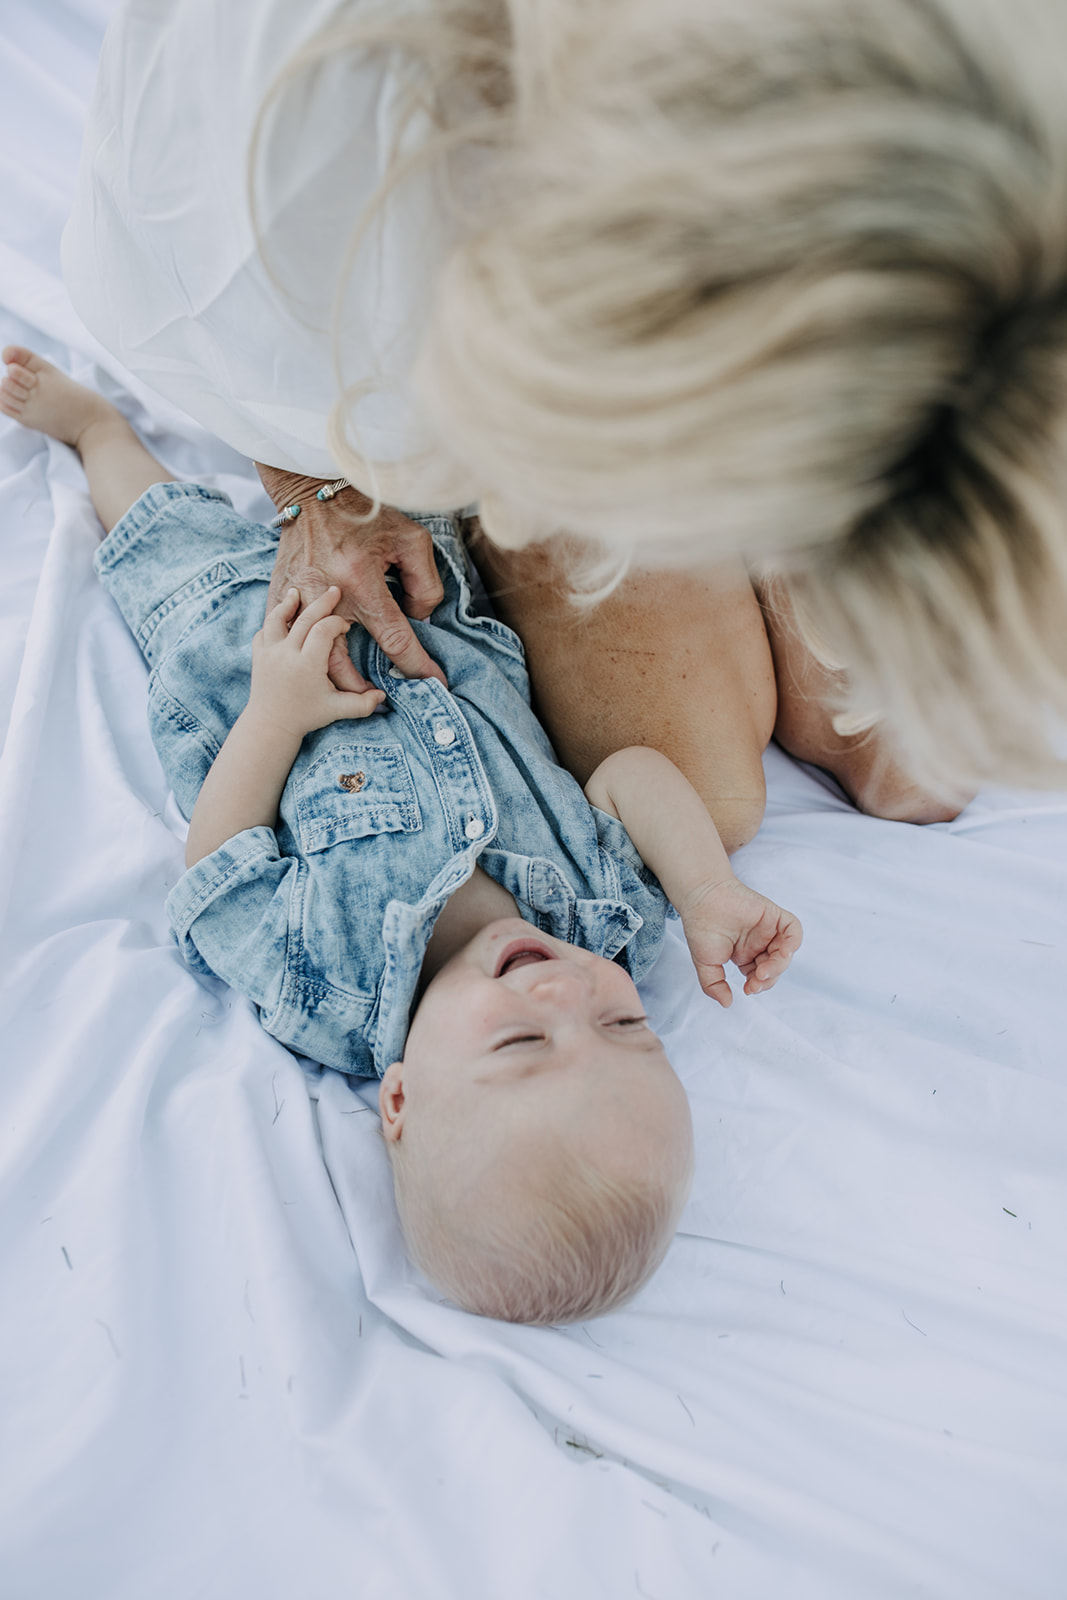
[388,1112,691,1325]
[261,0,1067,791]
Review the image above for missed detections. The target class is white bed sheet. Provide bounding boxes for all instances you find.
[2,6,1066,1598]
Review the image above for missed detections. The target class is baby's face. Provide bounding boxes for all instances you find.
[380,919,692,1196]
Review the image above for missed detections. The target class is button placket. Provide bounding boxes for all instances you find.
[377,646,495,852]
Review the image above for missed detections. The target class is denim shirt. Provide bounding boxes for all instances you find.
[95,482,668,1077]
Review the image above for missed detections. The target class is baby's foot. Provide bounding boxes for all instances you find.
[0,346,120,449]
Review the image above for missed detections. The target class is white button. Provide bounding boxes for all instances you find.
[434,725,456,747]
[464,817,485,840]
[388,665,404,679]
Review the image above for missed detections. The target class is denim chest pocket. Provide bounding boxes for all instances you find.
[292,742,422,853]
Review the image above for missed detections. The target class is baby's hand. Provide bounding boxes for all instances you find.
[678,876,802,1007]
[248,587,385,738]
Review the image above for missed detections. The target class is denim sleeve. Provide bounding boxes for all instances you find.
[165,826,380,1074]
[588,804,671,983]
[165,827,295,1020]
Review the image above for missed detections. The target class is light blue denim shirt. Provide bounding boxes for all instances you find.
[95,482,668,1076]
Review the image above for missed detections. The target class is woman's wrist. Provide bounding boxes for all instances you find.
[255,462,367,520]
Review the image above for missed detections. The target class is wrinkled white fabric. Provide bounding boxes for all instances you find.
[3,7,1067,1598]
[62,0,466,501]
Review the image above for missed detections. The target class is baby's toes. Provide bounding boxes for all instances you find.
[2,344,42,371]
[3,364,35,396]
[0,376,28,414]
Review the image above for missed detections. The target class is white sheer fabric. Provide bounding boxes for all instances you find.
[62,0,467,503]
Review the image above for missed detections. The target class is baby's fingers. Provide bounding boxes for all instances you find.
[739,917,803,995]
[304,613,352,672]
[333,687,386,720]
[692,960,733,1009]
[290,585,343,647]
[262,587,301,643]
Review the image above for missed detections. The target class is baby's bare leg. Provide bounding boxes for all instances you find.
[470,531,777,853]
[0,347,174,532]
[758,576,969,824]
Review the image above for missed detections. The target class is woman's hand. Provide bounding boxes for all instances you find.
[678,876,803,1008]
[256,463,446,687]
[249,587,385,740]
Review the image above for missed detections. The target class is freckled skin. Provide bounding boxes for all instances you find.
[468,531,777,854]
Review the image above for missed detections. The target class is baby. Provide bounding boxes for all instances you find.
[2,348,801,1325]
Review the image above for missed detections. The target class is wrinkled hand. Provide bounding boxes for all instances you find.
[257,464,446,687]
[679,876,802,1007]
[249,587,385,739]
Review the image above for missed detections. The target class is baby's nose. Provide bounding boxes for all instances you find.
[527,963,592,1007]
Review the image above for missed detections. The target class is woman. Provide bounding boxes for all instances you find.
[64,0,1067,841]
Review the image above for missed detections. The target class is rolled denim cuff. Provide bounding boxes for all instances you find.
[166,826,281,955]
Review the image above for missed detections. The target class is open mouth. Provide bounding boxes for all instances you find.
[495,939,556,978]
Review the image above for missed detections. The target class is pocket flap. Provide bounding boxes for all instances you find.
[292,742,422,853]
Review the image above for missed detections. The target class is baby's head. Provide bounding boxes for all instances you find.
[379,918,693,1324]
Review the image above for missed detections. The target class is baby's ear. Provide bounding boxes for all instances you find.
[378,1062,406,1142]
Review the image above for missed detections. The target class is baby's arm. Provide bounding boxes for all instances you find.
[585,747,801,1006]
[185,587,384,867]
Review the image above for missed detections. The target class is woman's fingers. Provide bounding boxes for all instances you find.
[264,494,448,684]
[392,528,445,621]
[348,578,446,685]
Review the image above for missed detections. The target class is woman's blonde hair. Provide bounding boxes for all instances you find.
[261,0,1067,790]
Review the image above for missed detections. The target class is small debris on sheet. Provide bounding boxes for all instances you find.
[1003,1208,1017,1217]
[562,1436,603,1459]
[96,1320,121,1360]
[902,1308,927,1337]
[587,1373,603,1380]
[1020,939,1055,947]
[641,1501,667,1518]
[243,1280,255,1322]
[358,1316,362,1337]
[677,1394,695,1427]
[61,1246,72,1270]
[580,1324,604,1349]
[780,1279,786,1295]
[890,994,897,1004]
[239,1356,247,1391]
[271,1073,285,1125]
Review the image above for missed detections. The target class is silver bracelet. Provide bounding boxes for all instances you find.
[315,477,351,502]
[267,477,351,530]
